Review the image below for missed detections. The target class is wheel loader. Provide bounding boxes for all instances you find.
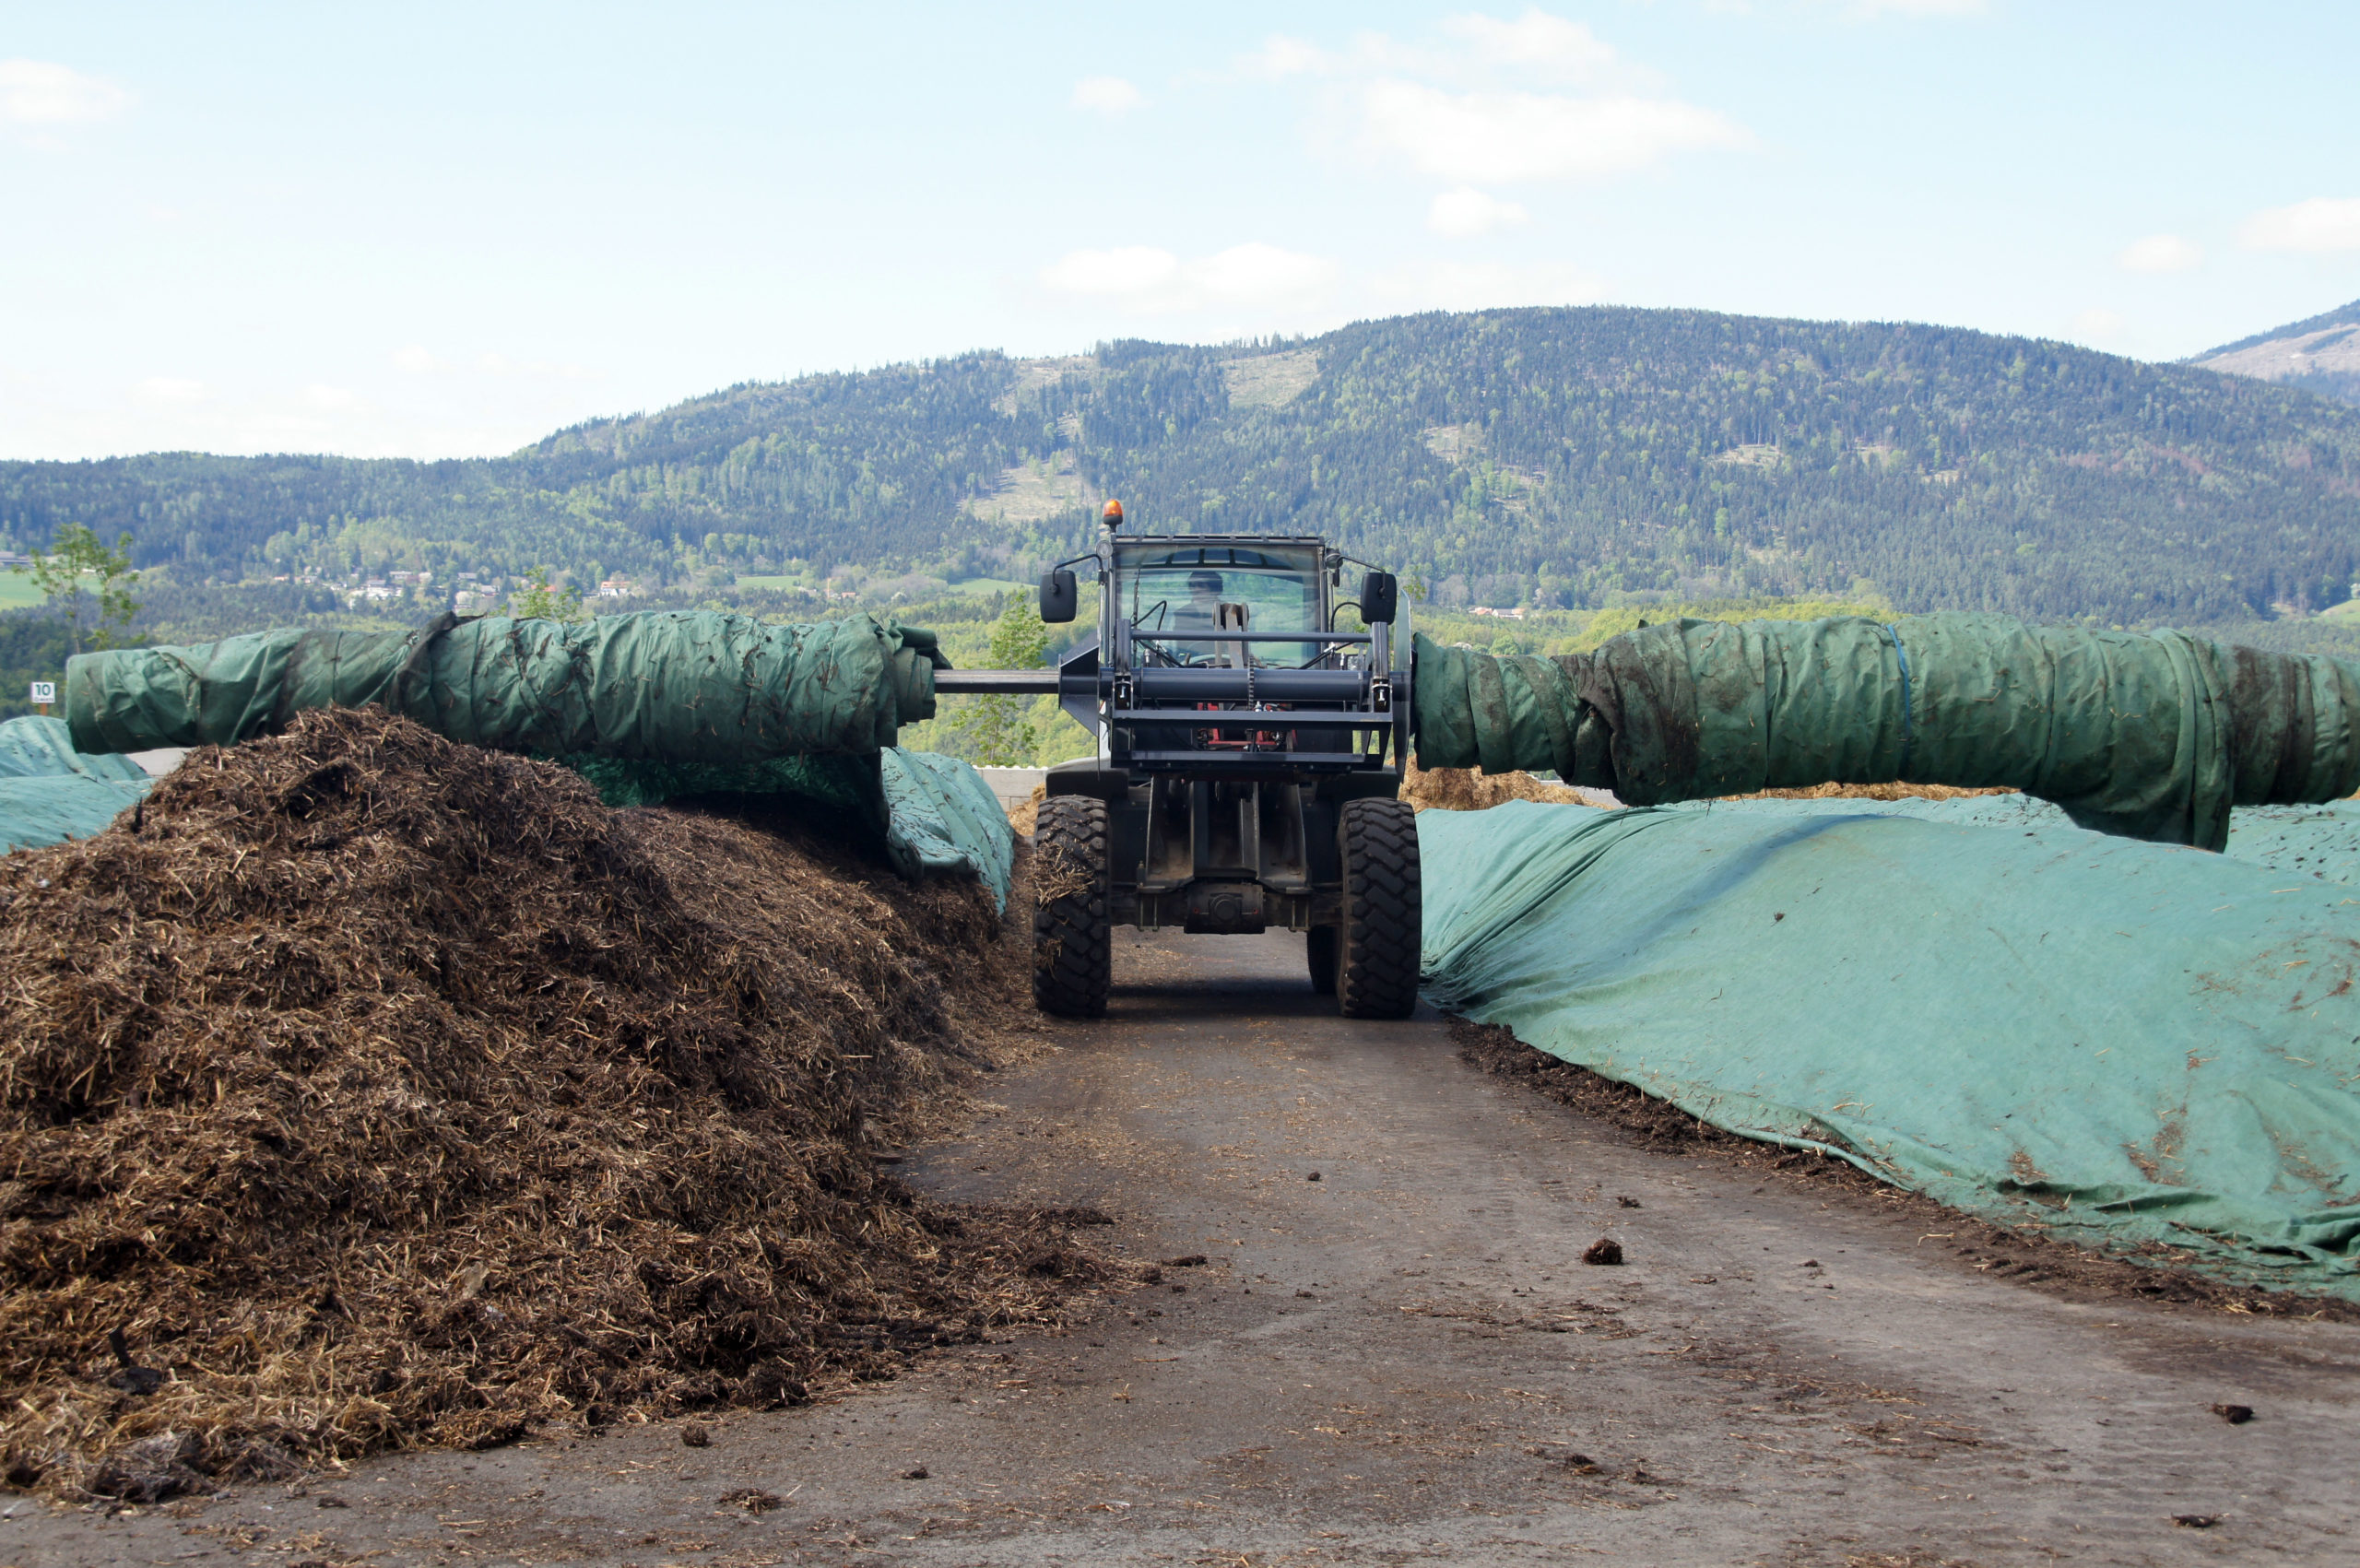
[933,501,1420,1020]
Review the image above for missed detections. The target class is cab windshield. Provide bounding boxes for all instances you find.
[1116,542,1325,666]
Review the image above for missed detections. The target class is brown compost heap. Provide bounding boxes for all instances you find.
[0,710,1120,1501]
[1402,758,2014,813]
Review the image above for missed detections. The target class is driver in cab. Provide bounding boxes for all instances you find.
[1168,570,1246,665]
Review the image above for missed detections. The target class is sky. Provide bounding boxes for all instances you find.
[5,0,2358,462]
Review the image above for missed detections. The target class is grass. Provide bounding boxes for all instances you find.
[0,574,47,611]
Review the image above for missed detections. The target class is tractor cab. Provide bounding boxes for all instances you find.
[1115,539,1328,671]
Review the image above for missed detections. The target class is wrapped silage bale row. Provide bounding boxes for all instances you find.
[65,610,945,763]
[1413,612,2360,851]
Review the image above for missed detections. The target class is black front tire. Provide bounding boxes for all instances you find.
[1335,798,1421,1020]
[1032,796,1112,1018]
[1306,925,1339,995]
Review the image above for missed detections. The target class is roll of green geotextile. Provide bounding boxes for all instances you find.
[65,611,945,762]
[1413,613,2360,850]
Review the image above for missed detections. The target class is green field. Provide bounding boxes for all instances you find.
[0,574,45,610]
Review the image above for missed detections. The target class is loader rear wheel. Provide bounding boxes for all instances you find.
[1032,795,1111,1019]
[1306,925,1339,995]
[1335,797,1421,1020]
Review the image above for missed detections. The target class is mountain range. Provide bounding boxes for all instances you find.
[2190,297,2360,409]
[5,303,2359,631]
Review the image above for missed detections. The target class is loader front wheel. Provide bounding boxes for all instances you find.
[1335,797,1422,1020]
[1032,795,1112,1019]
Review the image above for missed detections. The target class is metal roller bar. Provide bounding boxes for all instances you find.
[1131,667,1369,702]
[1121,749,1383,767]
[932,670,1079,695]
[1111,710,1382,732]
[1132,631,1373,644]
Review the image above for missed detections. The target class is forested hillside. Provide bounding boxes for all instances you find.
[6,306,2358,627]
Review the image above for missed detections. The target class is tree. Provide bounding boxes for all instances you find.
[17,524,139,657]
[954,591,1050,765]
[508,566,587,621]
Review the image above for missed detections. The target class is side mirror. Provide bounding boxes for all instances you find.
[1039,568,1078,623]
[1359,571,1398,625]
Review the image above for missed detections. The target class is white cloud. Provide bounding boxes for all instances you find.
[1236,15,1747,186]
[477,351,598,381]
[2070,308,2128,344]
[1363,79,1746,183]
[1038,245,1183,299]
[307,384,358,409]
[1070,75,1144,113]
[1240,35,1339,79]
[1845,0,1986,16]
[1373,260,1605,312]
[1438,10,1617,81]
[136,376,206,403]
[2117,234,2201,274]
[1428,186,1529,237]
[1037,242,1339,313]
[2240,197,2360,253]
[393,345,596,381]
[1192,242,1338,302]
[0,59,131,124]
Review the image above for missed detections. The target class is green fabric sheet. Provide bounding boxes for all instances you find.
[61,612,1010,902]
[1419,797,2360,1299]
[0,716,153,853]
[1413,613,2360,850]
[65,611,944,761]
[566,748,1015,913]
[877,749,1017,910]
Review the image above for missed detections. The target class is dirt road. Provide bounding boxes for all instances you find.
[20,930,2360,1565]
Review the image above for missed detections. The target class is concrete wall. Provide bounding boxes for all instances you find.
[974,767,1046,809]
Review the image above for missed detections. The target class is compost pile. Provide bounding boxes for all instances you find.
[0,709,1117,1501]
[1401,760,1595,813]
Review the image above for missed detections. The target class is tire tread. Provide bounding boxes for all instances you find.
[1032,796,1111,1018]
[1335,797,1422,1019]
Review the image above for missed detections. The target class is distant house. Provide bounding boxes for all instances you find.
[596,577,636,598]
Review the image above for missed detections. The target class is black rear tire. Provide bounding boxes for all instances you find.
[1032,795,1111,1018]
[1335,797,1421,1020]
[1306,925,1339,995]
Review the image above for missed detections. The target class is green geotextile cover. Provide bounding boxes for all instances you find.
[1420,798,2360,1298]
[0,715,152,853]
[65,611,945,762]
[566,748,1015,913]
[1413,613,2360,850]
